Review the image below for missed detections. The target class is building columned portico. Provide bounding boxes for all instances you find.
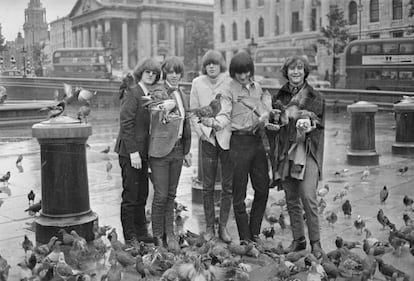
[68,0,212,70]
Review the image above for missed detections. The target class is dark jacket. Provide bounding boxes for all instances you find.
[114,83,150,159]
[271,82,325,180]
[148,84,191,158]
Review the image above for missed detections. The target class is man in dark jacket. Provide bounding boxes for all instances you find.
[114,58,161,246]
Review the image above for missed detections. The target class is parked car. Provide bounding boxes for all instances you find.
[0,70,22,77]
[307,75,331,89]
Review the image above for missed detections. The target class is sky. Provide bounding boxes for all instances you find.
[0,0,78,42]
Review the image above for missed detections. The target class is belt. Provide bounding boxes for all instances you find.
[232,130,257,136]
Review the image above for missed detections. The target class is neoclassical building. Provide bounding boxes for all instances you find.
[65,0,213,70]
[214,0,414,78]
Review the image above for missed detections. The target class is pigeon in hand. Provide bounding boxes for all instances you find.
[189,93,222,120]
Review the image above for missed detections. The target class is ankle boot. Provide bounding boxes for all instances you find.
[203,226,215,241]
[218,226,232,243]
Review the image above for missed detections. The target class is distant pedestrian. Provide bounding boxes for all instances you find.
[190,50,233,242]
[201,51,272,243]
[114,58,161,246]
[148,56,192,252]
[271,55,325,258]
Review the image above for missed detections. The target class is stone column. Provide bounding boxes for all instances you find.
[90,24,96,47]
[138,20,151,61]
[177,24,184,57]
[77,28,83,48]
[32,117,98,244]
[170,23,176,56]
[122,20,129,70]
[104,19,111,35]
[96,24,103,47]
[303,0,311,32]
[320,0,329,28]
[83,26,90,48]
[347,101,379,165]
[284,0,291,35]
[392,99,414,154]
[72,27,77,48]
[152,22,158,57]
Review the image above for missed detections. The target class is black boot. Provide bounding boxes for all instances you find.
[218,226,232,243]
[285,237,307,253]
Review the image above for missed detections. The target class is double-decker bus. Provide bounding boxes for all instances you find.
[50,47,111,79]
[344,38,414,92]
[254,46,318,81]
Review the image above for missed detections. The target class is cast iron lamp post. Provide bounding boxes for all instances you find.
[21,47,27,78]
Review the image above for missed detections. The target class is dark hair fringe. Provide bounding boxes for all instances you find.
[229,51,254,78]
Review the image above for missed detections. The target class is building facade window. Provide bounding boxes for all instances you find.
[292,11,301,33]
[258,0,264,6]
[275,14,280,35]
[245,0,250,9]
[258,17,264,37]
[221,24,226,42]
[392,30,403,37]
[220,0,225,14]
[232,0,238,12]
[245,20,251,39]
[349,1,358,25]
[370,0,379,22]
[369,33,380,38]
[311,8,317,31]
[158,23,166,41]
[232,22,238,41]
[392,0,402,20]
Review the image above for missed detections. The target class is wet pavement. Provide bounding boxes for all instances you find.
[1,105,414,280]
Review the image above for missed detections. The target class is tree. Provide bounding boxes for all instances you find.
[184,17,213,72]
[0,34,6,53]
[317,7,350,88]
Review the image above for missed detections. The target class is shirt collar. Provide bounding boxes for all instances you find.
[138,81,149,95]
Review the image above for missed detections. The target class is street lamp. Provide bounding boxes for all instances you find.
[248,36,258,57]
[358,0,363,39]
[21,47,27,78]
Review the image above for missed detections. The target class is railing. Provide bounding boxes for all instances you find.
[1,77,413,110]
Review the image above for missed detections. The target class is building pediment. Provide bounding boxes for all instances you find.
[69,0,103,18]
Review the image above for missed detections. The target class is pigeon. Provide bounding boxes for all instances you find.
[22,235,34,253]
[77,103,91,123]
[333,189,347,202]
[24,200,42,214]
[101,146,111,154]
[27,190,35,205]
[188,93,222,119]
[78,88,97,103]
[16,154,23,166]
[376,257,409,281]
[63,82,82,101]
[380,186,388,205]
[318,198,327,214]
[0,254,10,281]
[397,166,409,176]
[403,213,413,226]
[317,184,329,197]
[101,259,122,281]
[403,195,414,210]
[0,86,7,104]
[58,229,75,246]
[377,209,395,230]
[361,169,370,181]
[262,226,275,239]
[326,211,338,227]
[334,168,349,177]
[0,171,10,185]
[354,215,366,235]
[341,200,352,218]
[40,101,66,119]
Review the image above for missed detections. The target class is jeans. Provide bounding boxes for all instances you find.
[230,134,269,241]
[282,156,320,243]
[201,139,233,229]
[119,155,149,241]
[150,143,184,238]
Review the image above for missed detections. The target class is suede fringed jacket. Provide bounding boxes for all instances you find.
[269,82,325,187]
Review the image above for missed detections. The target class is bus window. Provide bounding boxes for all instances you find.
[365,70,381,80]
[383,43,398,54]
[366,43,381,54]
[400,43,414,54]
[350,45,364,54]
[399,71,413,80]
[381,70,397,80]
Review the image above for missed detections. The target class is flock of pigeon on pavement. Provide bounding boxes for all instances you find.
[0,163,414,280]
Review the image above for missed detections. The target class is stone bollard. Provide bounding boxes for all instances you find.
[392,97,414,155]
[191,138,222,204]
[32,116,98,244]
[347,101,379,166]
